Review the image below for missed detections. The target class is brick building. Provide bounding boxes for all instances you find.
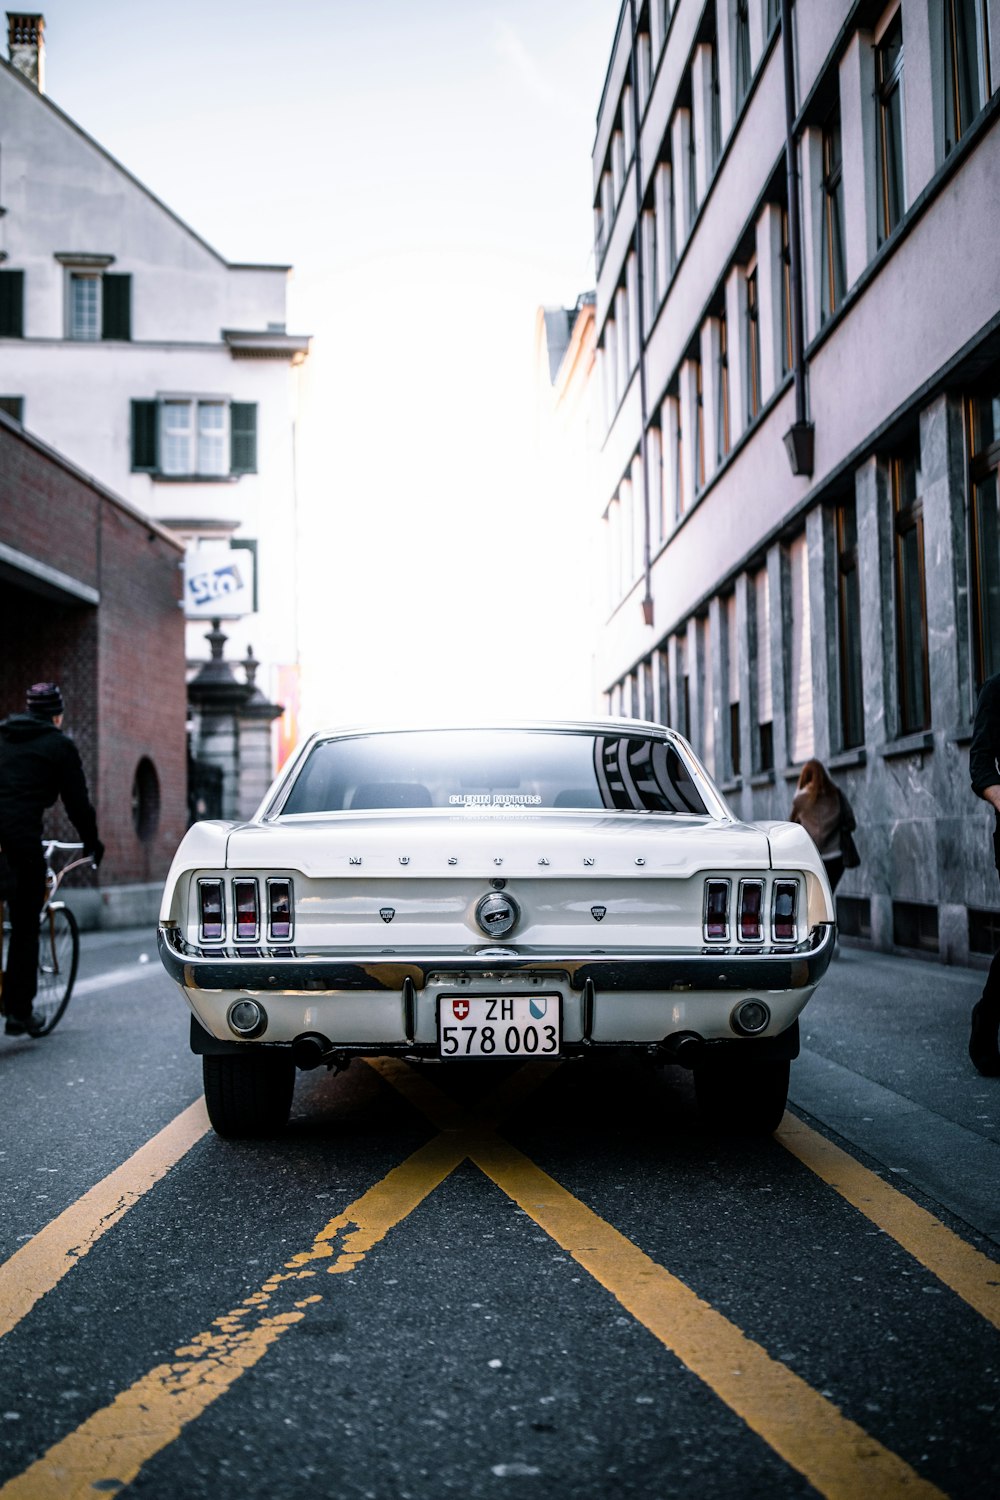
[0,409,187,925]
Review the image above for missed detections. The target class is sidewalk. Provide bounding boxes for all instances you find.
[792,945,1000,1245]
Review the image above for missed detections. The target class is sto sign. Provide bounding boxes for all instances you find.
[183,546,254,620]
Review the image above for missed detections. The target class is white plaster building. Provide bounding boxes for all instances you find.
[592,0,1000,962]
[0,14,309,722]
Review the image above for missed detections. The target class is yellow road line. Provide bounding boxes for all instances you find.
[0,1131,466,1500]
[777,1112,1000,1329]
[0,1098,211,1342]
[373,1061,947,1500]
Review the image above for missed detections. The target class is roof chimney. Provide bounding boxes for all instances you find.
[7,13,45,92]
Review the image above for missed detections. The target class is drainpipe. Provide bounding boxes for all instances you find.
[628,0,655,626]
[779,0,815,477]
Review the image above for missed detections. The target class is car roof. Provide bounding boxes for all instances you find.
[303,718,677,740]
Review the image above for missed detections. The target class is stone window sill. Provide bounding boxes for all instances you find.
[828,747,867,770]
[750,770,775,788]
[878,730,934,760]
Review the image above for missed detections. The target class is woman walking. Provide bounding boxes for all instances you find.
[789,759,858,894]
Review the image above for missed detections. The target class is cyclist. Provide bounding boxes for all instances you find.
[0,683,103,1036]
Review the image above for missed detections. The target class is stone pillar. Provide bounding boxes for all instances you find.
[237,648,285,819]
[855,458,894,949]
[187,624,284,825]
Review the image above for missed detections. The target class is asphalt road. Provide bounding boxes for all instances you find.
[0,932,998,1499]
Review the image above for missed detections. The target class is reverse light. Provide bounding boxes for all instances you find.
[703,879,731,942]
[267,878,293,941]
[233,878,260,942]
[738,880,764,943]
[732,999,771,1035]
[198,879,224,943]
[772,880,798,943]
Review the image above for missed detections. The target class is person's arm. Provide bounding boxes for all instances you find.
[970,676,1000,804]
[57,739,101,856]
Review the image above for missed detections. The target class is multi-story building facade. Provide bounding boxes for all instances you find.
[0,16,309,739]
[592,0,1000,963]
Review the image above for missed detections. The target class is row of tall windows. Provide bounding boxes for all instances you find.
[614,378,1000,763]
[0,267,132,340]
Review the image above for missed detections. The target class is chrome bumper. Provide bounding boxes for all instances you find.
[157,922,835,995]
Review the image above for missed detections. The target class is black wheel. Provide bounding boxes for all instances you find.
[33,904,80,1036]
[202,1052,296,1138]
[694,1058,790,1136]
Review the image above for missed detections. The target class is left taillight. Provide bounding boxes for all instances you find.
[198,879,225,943]
[233,878,260,942]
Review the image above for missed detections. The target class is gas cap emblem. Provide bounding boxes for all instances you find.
[591,905,607,922]
[475,891,520,939]
[380,907,395,923]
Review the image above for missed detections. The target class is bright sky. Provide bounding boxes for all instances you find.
[38,0,615,729]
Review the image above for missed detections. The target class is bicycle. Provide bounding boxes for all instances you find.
[0,839,89,1036]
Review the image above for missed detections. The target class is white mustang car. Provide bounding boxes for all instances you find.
[158,721,835,1138]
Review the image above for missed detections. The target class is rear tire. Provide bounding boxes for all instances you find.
[202,1052,296,1138]
[694,1058,790,1136]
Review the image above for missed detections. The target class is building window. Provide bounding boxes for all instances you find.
[821,110,847,323]
[67,270,131,342]
[745,262,761,423]
[944,0,992,153]
[675,399,686,520]
[780,207,793,378]
[694,361,706,493]
[836,501,865,749]
[765,0,781,36]
[716,313,730,464]
[131,758,161,843]
[0,395,23,423]
[130,398,257,478]
[710,41,722,173]
[892,900,939,953]
[687,111,698,225]
[969,387,1000,687]
[876,10,906,246]
[726,594,741,779]
[892,448,930,733]
[753,569,774,771]
[637,30,652,112]
[0,269,24,337]
[735,0,752,109]
[675,633,690,739]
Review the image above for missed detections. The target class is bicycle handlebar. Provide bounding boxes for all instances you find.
[42,840,84,852]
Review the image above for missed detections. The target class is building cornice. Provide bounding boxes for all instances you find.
[222,329,311,364]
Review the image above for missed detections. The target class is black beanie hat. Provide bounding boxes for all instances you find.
[26,682,64,719]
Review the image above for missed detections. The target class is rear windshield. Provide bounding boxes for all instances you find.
[279,730,707,816]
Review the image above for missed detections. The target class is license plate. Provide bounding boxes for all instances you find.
[438,993,561,1058]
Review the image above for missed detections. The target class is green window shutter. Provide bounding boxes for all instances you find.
[0,270,25,338]
[131,400,158,471]
[230,402,257,474]
[102,274,131,340]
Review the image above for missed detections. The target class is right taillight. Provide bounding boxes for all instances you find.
[267,878,293,941]
[772,880,798,943]
[198,879,224,942]
[704,879,731,942]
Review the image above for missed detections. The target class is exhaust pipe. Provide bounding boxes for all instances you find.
[658,1031,703,1069]
[292,1033,334,1071]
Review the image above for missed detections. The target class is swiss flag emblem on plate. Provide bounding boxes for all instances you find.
[452,998,470,1021]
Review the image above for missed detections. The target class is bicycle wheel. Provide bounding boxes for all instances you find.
[34,904,80,1035]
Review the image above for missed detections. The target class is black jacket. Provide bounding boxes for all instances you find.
[0,714,99,850]
[970,673,1000,799]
